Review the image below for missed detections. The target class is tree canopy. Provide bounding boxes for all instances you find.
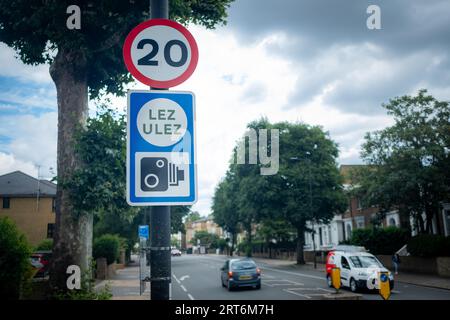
[0,0,234,97]
[358,89,450,233]
[212,119,346,263]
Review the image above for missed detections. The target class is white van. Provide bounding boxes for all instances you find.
[326,249,394,292]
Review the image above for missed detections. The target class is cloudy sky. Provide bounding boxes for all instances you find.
[1,0,449,216]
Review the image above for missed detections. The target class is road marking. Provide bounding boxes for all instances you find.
[283,287,333,299]
[263,279,304,287]
[261,266,325,281]
[172,274,181,284]
[195,256,325,281]
[180,285,187,292]
[180,275,190,281]
[188,293,195,300]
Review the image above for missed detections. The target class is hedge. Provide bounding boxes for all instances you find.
[0,217,32,299]
[348,227,411,255]
[35,239,53,251]
[93,234,121,265]
[407,234,450,257]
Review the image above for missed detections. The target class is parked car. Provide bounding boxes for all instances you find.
[325,247,394,292]
[30,250,52,278]
[171,248,182,256]
[220,258,261,291]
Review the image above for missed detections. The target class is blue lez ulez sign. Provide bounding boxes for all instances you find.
[127,90,197,206]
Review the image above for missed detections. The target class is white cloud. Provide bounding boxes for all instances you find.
[0,112,57,179]
[89,25,401,216]
[0,152,38,177]
[0,43,53,84]
[0,25,405,217]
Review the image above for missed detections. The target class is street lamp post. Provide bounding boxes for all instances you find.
[306,150,316,269]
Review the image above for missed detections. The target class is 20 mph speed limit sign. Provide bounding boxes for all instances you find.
[123,19,199,88]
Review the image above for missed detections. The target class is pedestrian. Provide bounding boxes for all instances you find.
[392,253,400,275]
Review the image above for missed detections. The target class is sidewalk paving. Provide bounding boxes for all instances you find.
[250,256,450,291]
[95,257,149,300]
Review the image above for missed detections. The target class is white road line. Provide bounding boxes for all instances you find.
[194,256,325,281]
[261,266,325,281]
[188,293,195,300]
[180,285,187,292]
[180,275,190,281]
[172,274,181,284]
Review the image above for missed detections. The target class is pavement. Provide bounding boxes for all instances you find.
[95,256,150,300]
[99,254,450,300]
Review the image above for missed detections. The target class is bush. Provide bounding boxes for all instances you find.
[407,234,450,257]
[0,217,32,299]
[93,234,121,265]
[35,239,53,251]
[54,261,112,300]
[349,227,411,255]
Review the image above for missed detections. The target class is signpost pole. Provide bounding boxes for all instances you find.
[149,0,171,301]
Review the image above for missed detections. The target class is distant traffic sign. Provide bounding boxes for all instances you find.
[139,225,149,239]
[123,19,199,88]
[127,90,197,205]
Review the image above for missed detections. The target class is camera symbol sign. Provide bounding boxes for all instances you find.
[127,90,197,206]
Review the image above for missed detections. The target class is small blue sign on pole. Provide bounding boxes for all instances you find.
[127,90,197,206]
[138,225,149,239]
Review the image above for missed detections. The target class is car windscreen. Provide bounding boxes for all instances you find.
[231,260,257,271]
[349,256,382,268]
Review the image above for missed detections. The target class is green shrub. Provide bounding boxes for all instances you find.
[35,239,53,251]
[54,261,112,300]
[0,217,32,299]
[349,227,410,255]
[93,234,121,265]
[407,234,450,257]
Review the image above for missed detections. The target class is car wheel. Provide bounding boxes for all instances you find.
[227,281,233,291]
[221,278,225,287]
[326,275,333,288]
[350,278,358,293]
[255,283,261,290]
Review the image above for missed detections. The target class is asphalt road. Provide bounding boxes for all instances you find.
[170,254,450,300]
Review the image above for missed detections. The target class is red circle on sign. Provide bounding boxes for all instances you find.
[123,19,199,88]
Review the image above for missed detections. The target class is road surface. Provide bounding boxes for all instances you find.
[170,254,450,300]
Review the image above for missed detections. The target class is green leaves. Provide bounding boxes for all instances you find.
[212,118,346,243]
[0,0,234,98]
[358,89,450,233]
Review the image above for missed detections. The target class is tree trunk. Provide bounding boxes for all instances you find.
[230,233,236,256]
[417,213,425,234]
[246,226,252,257]
[49,48,92,291]
[296,226,305,264]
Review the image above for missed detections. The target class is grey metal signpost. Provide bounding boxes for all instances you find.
[124,0,198,300]
[149,0,171,301]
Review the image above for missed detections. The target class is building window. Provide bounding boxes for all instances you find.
[346,224,352,240]
[2,197,10,209]
[47,223,55,238]
[355,216,365,229]
[388,218,397,227]
[52,198,56,212]
[357,198,362,210]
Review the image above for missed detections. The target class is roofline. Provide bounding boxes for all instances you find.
[0,194,55,198]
